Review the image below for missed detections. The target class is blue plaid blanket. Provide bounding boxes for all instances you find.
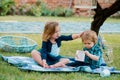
[2,56,80,72]
[1,56,120,73]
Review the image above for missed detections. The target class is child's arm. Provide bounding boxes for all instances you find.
[60,32,83,41]
[84,51,99,61]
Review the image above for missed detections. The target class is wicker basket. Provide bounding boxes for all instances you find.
[0,35,37,53]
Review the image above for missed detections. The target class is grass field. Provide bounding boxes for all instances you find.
[0,16,120,80]
[0,16,120,22]
[0,33,120,80]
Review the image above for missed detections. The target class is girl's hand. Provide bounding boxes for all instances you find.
[42,59,49,68]
[72,33,83,39]
[79,32,84,37]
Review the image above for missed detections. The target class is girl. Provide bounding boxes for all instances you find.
[31,22,81,68]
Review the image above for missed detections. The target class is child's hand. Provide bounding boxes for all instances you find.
[72,33,83,39]
[84,51,89,56]
[84,51,99,61]
[42,59,49,68]
[79,32,84,38]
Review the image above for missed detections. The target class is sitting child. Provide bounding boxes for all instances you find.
[31,21,81,68]
[80,30,103,69]
[67,30,103,69]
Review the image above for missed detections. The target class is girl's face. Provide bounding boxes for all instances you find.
[83,40,94,49]
[51,26,60,39]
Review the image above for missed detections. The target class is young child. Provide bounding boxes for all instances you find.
[80,30,103,69]
[31,21,81,68]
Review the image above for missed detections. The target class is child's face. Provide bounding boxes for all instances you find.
[83,40,94,49]
[51,26,60,39]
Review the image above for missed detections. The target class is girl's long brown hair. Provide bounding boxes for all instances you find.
[42,22,59,41]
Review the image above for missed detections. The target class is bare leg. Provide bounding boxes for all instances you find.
[50,58,70,68]
[31,50,43,66]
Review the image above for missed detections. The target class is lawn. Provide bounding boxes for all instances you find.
[0,16,120,80]
[0,16,120,22]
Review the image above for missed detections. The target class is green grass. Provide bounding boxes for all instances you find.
[0,15,120,22]
[0,33,120,80]
[0,16,120,80]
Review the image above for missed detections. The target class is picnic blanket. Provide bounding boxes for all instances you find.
[1,55,120,74]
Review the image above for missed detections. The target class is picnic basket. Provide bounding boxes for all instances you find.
[0,35,37,53]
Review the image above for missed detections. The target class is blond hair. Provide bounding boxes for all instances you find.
[81,30,98,44]
[42,22,59,41]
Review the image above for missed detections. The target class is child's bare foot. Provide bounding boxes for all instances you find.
[60,63,66,67]
[50,63,66,68]
[49,65,56,68]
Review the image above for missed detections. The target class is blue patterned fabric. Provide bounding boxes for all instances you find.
[1,55,120,74]
[2,56,80,72]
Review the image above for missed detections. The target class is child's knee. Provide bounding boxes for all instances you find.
[31,50,36,54]
[31,50,40,55]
